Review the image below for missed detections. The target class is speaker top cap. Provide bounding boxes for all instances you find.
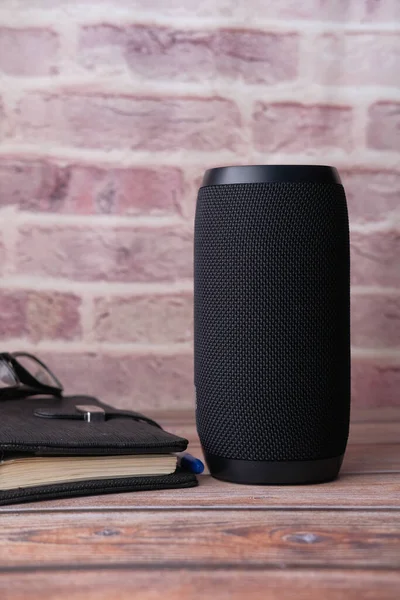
[202,165,341,187]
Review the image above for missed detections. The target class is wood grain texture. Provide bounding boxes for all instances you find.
[1,570,399,600]
[0,510,399,569]
[2,472,398,511]
[0,408,399,600]
[151,442,400,474]
[341,444,400,473]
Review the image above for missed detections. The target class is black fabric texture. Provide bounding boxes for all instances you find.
[0,470,197,506]
[194,181,350,462]
[0,395,188,454]
[0,395,197,504]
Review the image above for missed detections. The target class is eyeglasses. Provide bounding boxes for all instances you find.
[0,352,63,399]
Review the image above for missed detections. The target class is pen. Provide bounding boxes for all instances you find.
[176,452,205,474]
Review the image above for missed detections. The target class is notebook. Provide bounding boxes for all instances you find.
[0,395,197,505]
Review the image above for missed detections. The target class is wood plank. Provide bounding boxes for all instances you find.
[177,442,400,474]
[0,407,399,512]
[0,569,399,600]
[348,422,400,445]
[1,472,399,511]
[0,510,398,569]
[348,406,400,423]
[342,444,400,473]
[0,439,398,512]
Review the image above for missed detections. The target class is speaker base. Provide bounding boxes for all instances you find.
[204,452,344,485]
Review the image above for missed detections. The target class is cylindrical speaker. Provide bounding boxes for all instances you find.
[194,165,350,485]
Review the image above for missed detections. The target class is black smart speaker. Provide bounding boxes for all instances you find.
[194,165,350,484]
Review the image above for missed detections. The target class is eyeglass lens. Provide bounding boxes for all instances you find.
[0,360,18,388]
[16,355,59,388]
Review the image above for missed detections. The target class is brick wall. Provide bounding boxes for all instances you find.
[0,0,399,409]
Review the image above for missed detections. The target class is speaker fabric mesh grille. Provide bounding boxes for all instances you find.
[194,182,350,462]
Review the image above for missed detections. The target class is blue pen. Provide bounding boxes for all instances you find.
[176,452,204,474]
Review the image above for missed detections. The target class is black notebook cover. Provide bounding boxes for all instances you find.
[0,395,197,505]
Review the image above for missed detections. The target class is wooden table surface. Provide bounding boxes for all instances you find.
[0,406,399,600]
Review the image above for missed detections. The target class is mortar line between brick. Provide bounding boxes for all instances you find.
[14,213,187,228]
[0,278,194,294]
[351,347,400,359]
[3,75,400,103]
[0,340,194,355]
[0,145,398,171]
[9,212,399,233]
[351,287,400,295]
[0,341,398,360]
[0,279,398,296]
[0,10,399,33]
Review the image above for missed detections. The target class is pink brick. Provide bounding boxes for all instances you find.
[16,225,193,282]
[0,290,81,341]
[37,351,194,410]
[353,0,400,21]
[0,28,59,76]
[0,159,67,211]
[315,33,400,87]
[93,293,193,343]
[351,293,400,348]
[352,358,400,407]
[341,169,400,224]
[252,103,353,153]
[26,292,81,342]
[214,30,298,83]
[80,24,298,84]
[0,292,27,339]
[367,102,400,152]
[14,93,244,152]
[3,0,235,18]
[71,165,185,215]
[351,230,400,287]
[0,159,184,215]
[5,0,234,16]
